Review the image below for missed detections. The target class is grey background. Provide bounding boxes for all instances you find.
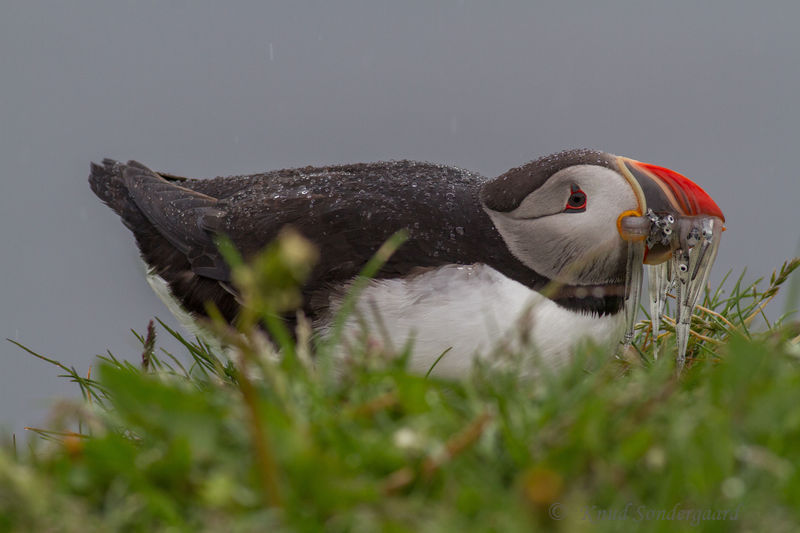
[2,1,799,437]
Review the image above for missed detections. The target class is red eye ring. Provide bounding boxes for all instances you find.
[564,185,587,213]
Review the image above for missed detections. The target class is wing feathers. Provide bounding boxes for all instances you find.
[120,161,230,281]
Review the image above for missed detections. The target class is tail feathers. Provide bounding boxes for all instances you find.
[88,158,241,323]
[88,159,149,232]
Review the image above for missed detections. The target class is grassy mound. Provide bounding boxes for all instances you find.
[3,235,799,532]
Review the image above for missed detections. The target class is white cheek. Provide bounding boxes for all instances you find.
[485,165,639,283]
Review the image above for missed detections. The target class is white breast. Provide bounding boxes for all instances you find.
[146,261,623,378]
[318,264,624,377]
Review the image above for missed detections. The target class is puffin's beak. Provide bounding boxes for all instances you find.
[613,156,726,370]
[615,157,725,264]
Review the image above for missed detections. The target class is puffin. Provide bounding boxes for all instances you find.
[89,150,724,376]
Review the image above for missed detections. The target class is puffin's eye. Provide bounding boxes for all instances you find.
[564,185,587,213]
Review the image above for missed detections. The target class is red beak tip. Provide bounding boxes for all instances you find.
[636,162,725,222]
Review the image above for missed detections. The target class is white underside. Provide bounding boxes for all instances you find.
[145,270,228,355]
[146,263,624,379]
[318,264,625,377]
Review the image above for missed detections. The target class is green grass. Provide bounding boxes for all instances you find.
[2,235,799,532]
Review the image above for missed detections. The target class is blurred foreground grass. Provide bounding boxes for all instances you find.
[2,234,800,532]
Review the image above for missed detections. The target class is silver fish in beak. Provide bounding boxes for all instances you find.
[616,158,726,370]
